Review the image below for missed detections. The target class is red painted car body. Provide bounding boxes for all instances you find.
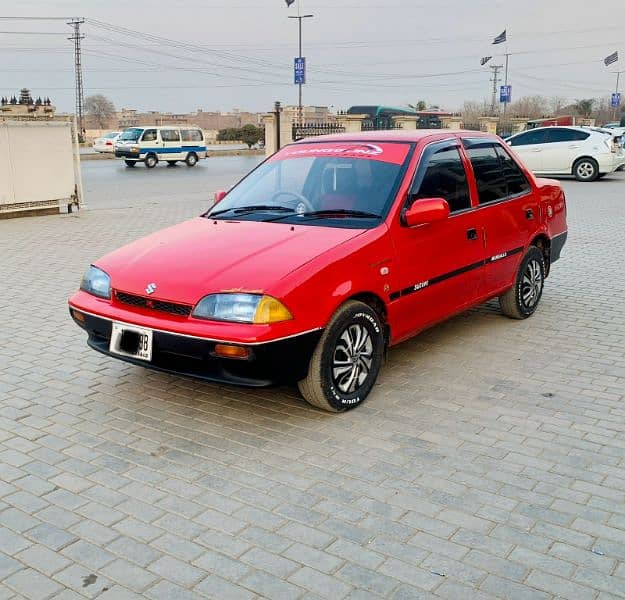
[69,130,567,405]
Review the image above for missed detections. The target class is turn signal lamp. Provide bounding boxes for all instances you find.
[253,296,293,324]
[214,344,250,359]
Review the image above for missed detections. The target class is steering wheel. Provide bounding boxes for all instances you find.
[270,190,314,214]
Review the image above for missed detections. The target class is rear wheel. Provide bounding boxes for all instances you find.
[298,300,384,412]
[185,152,198,167]
[573,157,598,181]
[145,154,158,169]
[124,160,136,167]
[499,246,545,319]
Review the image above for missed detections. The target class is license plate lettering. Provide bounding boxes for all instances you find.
[110,323,153,361]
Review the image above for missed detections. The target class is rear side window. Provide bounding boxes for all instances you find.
[495,145,531,196]
[161,129,181,142]
[181,129,203,142]
[411,145,471,212]
[546,128,590,143]
[463,142,507,204]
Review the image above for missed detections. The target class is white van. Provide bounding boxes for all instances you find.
[114,126,208,168]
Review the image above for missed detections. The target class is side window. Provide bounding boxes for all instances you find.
[141,129,157,142]
[192,129,203,142]
[411,146,471,213]
[181,129,203,142]
[544,128,590,143]
[161,129,180,142]
[495,145,531,196]
[463,141,507,204]
[509,129,548,146]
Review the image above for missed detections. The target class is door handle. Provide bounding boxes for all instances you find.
[526,208,534,220]
[467,228,478,241]
[531,148,542,152]
[568,145,580,149]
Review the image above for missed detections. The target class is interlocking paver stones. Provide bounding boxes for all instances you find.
[3,166,625,598]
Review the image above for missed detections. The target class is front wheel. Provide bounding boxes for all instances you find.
[145,154,158,169]
[185,152,198,167]
[573,157,598,181]
[499,246,545,319]
[298,300,385,412]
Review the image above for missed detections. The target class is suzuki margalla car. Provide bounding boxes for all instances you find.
[69,131,568,412]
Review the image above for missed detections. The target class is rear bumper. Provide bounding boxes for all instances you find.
[596,153,623,173]
[70,309,321,387]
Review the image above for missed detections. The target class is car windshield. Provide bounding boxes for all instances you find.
[207,141,412,228]
[103,132,119,139]
[119,128,143,141]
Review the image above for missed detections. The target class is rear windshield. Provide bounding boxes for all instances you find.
[103,132,119,139]
[119,128,143,142]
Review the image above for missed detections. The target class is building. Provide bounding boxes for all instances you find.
[0,89,56,118]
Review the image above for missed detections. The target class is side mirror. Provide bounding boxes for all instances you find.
[402,197,450,227]
[213,190,227,205]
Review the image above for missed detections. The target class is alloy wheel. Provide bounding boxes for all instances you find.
[521,258,543,309]
[332,323,373,394]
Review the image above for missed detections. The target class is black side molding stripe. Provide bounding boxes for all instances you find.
[389,246,525,300]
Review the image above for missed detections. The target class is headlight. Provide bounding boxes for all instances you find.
[192,293,292,324]
[130,146,140,153]
[80,265,111,299]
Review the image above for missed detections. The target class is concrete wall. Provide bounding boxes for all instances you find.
[0,120,81,217]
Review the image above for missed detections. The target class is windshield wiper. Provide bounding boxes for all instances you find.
[300,209,381,219]
[209,205,295,218]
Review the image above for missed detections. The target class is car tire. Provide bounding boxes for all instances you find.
[124,160,136,167]
[145,154,158,169]
[185,152,198,167]
[298,300,384,412]
[573,157,598,181]
[499,246,545,320]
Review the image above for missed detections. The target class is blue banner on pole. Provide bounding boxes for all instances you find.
[294,57,306,84]
[500,85,512,104]
[611,92,621,107]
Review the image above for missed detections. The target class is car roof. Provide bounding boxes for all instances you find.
[292,129,499,144]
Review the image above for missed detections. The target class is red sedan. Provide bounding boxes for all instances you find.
[69,131,567,412]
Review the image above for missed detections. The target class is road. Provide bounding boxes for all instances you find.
[1,166,625,599]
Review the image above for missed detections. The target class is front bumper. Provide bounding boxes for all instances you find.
[115,149,141,159]
[70,309,321,387]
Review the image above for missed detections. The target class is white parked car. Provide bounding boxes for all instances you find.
[93,131,121,153]
[505,126,624,181]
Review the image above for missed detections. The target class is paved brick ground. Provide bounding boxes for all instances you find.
[1,166,625,599]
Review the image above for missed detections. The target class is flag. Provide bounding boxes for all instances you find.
[604,51,618,66]
[285,0,295,6]
[480,56,492,66]
[492,30,506,45]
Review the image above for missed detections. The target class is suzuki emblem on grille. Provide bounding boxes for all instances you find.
[146,283,157,295]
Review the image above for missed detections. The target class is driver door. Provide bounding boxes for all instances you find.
[390,140,485,342]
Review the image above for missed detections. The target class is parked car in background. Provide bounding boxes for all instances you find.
[92,131,121,153]
[114,126,207,168]
[505,126,624,181]
[70,130,567,412]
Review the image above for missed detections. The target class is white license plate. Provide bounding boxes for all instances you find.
[109,323,153,361]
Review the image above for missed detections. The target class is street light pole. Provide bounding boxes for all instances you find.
[288,1,313,126]
[613,70,623,121]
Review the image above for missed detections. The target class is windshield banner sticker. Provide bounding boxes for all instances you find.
[274,142,411,164]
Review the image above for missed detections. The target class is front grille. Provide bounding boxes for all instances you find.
[115,291,192,317]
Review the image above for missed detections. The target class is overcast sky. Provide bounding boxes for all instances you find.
[1,0,623,114]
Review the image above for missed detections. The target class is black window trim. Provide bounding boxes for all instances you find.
[403,138,475,220]
[462,138,533,208]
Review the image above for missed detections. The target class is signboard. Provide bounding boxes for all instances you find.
[611,92,621,107]
[500,85,512,104]
[294,57,306,84]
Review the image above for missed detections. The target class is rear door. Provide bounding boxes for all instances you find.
[539,127,590,173]
[462,138,536,295]
[390,140,485,341]
[507,129,549,172]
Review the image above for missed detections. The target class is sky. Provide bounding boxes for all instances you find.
[0,0,624,114]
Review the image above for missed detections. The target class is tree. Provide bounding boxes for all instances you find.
[508,95,549,119]
[549,96,568,116]
[239,124,263,148]
[84,94,116,129]
[217,127,242,142]
[574,98,595,119]
[408,100,427,112]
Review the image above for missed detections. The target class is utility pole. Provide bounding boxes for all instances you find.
[501,52,510,124]
[67,18,85,141]
[613,71,623,121]
[489,64,503,115]
[288,1,313,126]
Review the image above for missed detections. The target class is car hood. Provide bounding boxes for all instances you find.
[97,217,366,304]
